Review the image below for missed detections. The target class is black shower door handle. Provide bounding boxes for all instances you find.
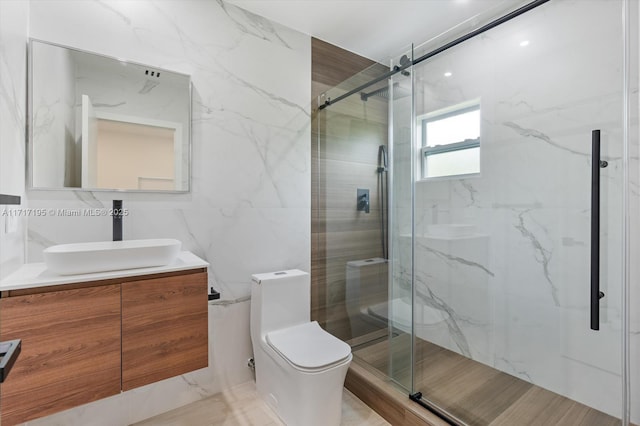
[591,129,606,331]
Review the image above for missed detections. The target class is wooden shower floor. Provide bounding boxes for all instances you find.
[353,333,624,426]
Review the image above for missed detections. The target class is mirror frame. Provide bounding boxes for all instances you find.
[27,38,193,193]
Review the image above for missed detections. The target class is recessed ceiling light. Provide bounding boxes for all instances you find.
[444,72,452,77]
[520,40,530,47]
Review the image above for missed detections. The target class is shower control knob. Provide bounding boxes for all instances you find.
[356,189,370,213]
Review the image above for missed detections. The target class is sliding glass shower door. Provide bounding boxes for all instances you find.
[399,0,630,424]
[313,63,403,383]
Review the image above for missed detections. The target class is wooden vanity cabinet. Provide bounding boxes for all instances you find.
[0,283,122,426]
[122,270,208,390]
[0,268,208,425]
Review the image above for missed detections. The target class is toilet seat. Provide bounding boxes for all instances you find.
[266,321,351,371]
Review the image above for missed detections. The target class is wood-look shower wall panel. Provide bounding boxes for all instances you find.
[311,37,389,341]
[318,229,387,340]
[311,38,378,93]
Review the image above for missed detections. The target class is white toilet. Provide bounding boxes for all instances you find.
[250,269,352,426]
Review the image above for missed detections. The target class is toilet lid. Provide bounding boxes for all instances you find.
[266,321,351,370]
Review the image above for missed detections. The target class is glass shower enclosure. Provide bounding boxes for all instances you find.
[315,0,636,424]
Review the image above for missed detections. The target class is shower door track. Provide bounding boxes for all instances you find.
[409,392,467,426]
[318,0,550,111]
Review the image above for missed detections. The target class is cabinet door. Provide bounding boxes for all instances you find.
[0,284,121,425]
[121,271,208,390]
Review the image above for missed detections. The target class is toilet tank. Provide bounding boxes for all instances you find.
[251,270,310,337]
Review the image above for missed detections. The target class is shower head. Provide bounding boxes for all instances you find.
[361,85,390,101]
[361,82,410,102]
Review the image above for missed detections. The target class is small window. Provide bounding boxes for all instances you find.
[419,101,480,179]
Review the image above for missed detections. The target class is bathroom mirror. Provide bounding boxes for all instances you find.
[28,39,191,192]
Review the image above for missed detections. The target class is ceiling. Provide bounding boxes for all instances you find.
[225,0,525,62]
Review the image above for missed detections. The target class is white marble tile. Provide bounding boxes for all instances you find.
[22,0,310,423]
[131,381,390,426]
[0,0,28,279]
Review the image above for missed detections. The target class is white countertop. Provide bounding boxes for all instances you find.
[0,251,209,291]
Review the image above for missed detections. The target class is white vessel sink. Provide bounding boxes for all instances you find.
[43,239,182,275]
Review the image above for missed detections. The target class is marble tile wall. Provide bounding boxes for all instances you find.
[0,0,28,280]
[26,0,310,290]
[19,0,310,423]
[395,0,639,422]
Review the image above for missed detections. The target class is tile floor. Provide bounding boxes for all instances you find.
[355,333,623,426]
[132,381,390,426]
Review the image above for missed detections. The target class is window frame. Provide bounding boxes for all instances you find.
[418,101,481,180]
